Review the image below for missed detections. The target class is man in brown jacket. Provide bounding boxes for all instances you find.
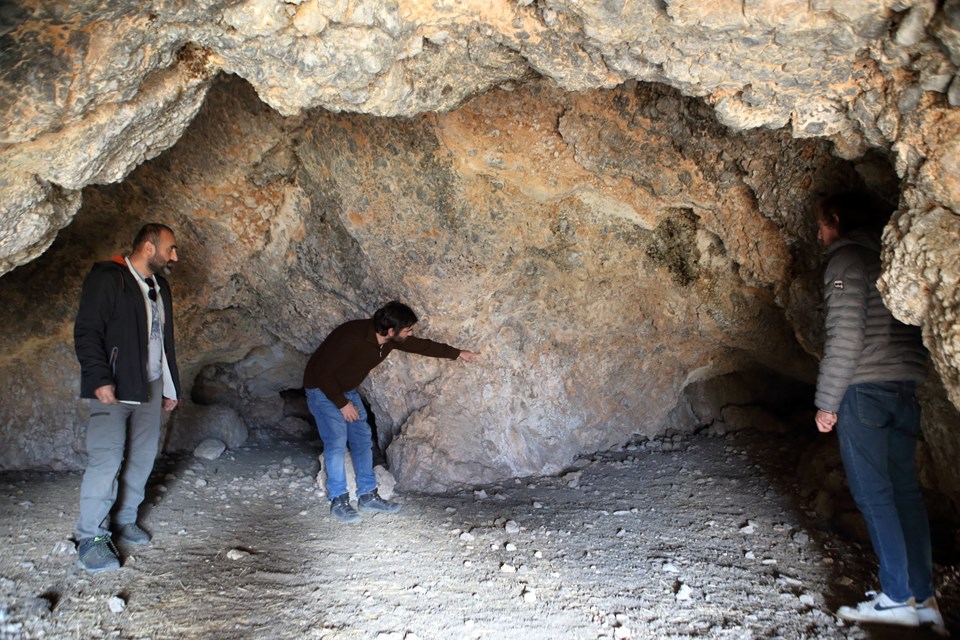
[303,301,478,523]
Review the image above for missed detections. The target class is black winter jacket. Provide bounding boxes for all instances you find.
[74,256,181,402]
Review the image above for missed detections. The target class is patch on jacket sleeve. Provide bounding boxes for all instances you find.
[833,279,844,290]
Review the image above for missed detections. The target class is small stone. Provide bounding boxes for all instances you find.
[108,596,126,613]
[474,490,488,500]
[505,520,520,534]
[522,587,537,602]
[23,597,51,617]
[799,594,815,606]
[226,548,249,560]
[505,543,517,552]
[676,584,693,601]
[948,75,960,107]
[195,478,208,488]
[500,563,516,573]
[194,438,227,460]
[52,539,76,556]
[894,5,928,47]
[459,532,475,542]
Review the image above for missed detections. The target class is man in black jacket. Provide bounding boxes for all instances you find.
[73,223,181,573]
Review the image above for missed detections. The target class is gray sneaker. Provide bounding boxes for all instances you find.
[77,535,120,574]
[330,494,362,523]
[357,490,401,514]
[116,523,150,545]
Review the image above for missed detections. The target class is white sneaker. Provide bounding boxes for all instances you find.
[837,591,919,627]
[917,597,950,637]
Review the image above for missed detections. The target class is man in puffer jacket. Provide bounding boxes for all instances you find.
[813,194,944,632]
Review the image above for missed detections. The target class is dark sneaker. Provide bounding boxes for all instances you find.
[77,535,120,574]
[837,591,919,627]
[330,494,362,523]
[116,523,150,545]
[357,490,401,514]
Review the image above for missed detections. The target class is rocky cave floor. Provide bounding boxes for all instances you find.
[1,428,958,640]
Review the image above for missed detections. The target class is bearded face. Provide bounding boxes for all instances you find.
[147,230,178,275]
[390,326,415,343]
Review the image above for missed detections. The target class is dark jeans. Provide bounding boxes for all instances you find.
[837,381,933,602]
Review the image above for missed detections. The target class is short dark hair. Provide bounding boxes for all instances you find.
[818,193,891,236]
[373,301,418,335]
[132,223,174,253]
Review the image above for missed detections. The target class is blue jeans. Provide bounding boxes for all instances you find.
[836,381,933,603]
[306,388,377,500]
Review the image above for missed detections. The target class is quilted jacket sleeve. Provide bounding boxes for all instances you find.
[814,247,869,413]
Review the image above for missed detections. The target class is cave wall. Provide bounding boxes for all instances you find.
[3,74,948,494]
[1,1,960,496]
[2,1,960,409]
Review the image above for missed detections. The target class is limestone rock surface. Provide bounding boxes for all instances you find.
[0,76,905,492]
[2,1,960,502]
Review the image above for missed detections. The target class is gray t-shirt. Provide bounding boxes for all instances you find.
[143,276,164,382]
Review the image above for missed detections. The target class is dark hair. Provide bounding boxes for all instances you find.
[818,193,891,236]
[132,223,174,253]
[373,301,418,335]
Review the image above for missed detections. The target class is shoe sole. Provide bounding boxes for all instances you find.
[357,504,402,514]
[837,612,919,627]
[117,536,150,545]
[78,560,120,574]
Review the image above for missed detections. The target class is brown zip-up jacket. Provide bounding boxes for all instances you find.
[302,318,460,408]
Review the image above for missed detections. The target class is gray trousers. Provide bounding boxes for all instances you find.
[76,378,163,539]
